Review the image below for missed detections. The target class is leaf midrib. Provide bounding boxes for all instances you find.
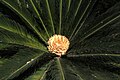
[2,52,44,80]
[45,0,55,34]
[30,0,50,38]
[56,57,65,80]
[59,0,62,34]
[80,14,120,43]
[69,0,83,39]
[67,53,120,57]
[39,60,53,80]
[2,0,46,43]
[69,62,84,80]
[0,25,47,52]
[70,0,92,40]
[0,25,35,42]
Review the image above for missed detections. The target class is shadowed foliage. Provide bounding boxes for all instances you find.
[0,0,120,80]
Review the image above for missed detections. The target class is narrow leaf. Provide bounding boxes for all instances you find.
[25,60,53,80]
[0,29,47,52]
[71,2,120,48]
[0,0,47,42]
[0,49,45,80]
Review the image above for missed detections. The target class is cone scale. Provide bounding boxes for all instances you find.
[47,34,70,57]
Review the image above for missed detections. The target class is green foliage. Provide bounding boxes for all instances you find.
[0,0,120,80]
[0,48,45,80]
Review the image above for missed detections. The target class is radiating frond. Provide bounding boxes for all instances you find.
[0,48,45,80]
[68,57,120,80]
[70,8,120,54]
[0,0,48,42]
[0,43,11,50]
[0,14,47,51]
[69,0,97,40]
[28,0,55,37]
[0,0,120,80]
[71,1,120,47]
[27,0,56,36]
[44,57,120,80]
[0,14,37,41]
[0,29,47,51]
[62,0,96,38]
[25,60,53,80]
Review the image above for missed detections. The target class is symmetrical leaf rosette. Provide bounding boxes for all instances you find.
[0,0,120,80]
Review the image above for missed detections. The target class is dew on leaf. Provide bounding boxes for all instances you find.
[26,61,30,64]
[31,59,34,61]
[104,54,108,55]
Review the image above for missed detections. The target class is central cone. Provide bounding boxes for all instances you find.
[47,34,70,57]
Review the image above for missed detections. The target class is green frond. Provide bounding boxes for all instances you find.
[62,0,96,38]
[29,0,54,37]
[70,17,120,54]
[59,0,62,34]
[61,0,71,30]
[0,0,48,42]
[44,58,120,80]
[0,29,47,51]
[45,57,65,80]
[0,14,36,41]
[68,58,120,80]
[28,0,56,36]
[0,43,11,50]
[62,0,82,37]
[71,1,120,48]
[0,14,47,51]
[65,0,71,15]
[70,0,97,40]
[25,60,52,80]
[45,0,55,34]
[0,48,45,80]
[0,0,120,80]
[46,0,59,34]
[67,52,120,75]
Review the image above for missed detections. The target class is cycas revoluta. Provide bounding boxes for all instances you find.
[0,0,120,80]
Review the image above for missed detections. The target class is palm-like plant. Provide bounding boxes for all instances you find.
[0,0,120,80]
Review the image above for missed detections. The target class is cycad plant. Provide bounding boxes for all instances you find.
[0,0,120,80]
